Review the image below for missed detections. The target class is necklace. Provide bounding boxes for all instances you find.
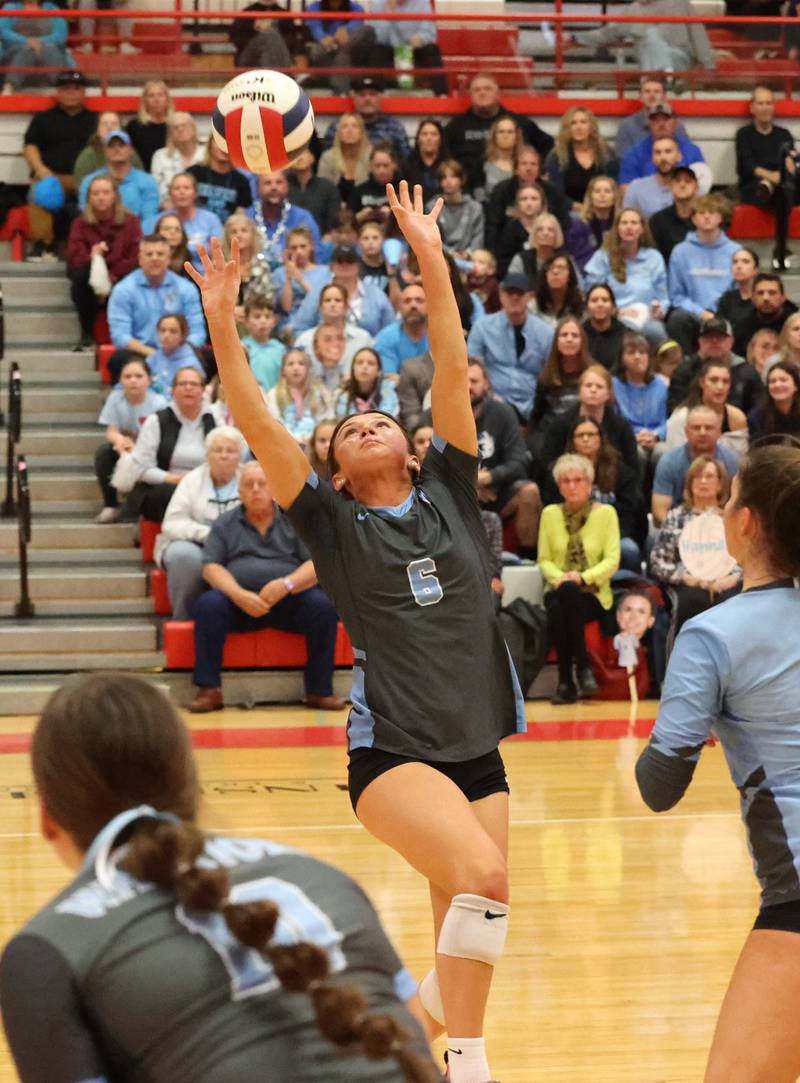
[253,199,292,269]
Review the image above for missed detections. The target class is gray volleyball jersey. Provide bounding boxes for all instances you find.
[286,435,526,761]
[0,809,426,1083]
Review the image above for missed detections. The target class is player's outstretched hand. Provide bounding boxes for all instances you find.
[185,236,241,324]
[387,180,443,256]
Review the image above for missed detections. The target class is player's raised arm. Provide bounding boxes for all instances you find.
[387,181,476,457]
[185,239,310,508]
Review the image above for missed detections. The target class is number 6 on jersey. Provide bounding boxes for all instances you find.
[407,557,444,606]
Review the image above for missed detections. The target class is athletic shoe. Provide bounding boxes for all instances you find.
[95,507,121,524]
[576,666,599,696]
[550,681,578,705]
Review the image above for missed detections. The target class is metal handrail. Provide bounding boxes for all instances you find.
[1,361,20,519]
[14,454,33,618]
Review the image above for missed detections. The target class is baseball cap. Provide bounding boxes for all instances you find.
[501,272,531,292]
[647,102,674,118]
[698,317,733,337]
[104,129,131,146]
[330,244,359,264]
[56,70,87,87]
[352,75,383,93]
[671,164,697,181]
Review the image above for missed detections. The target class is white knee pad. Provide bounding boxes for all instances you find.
[437,893,509,966]
[418,968,446,1026]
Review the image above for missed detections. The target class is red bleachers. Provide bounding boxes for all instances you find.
[163,619,355,670]
[150,567,171,615]
[438,27,533,90]
[729,203,800,240]
[140,518,161,563]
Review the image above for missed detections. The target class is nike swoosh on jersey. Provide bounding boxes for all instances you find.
[484,910,506,920]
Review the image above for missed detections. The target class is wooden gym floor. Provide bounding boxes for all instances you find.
[0,699,757,1083]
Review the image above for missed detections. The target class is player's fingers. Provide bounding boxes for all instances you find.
[229,235,240,264]
[209,235,226,269]
[386,182,400,209]
[427,196,444,224]
[184,261,203,286]
[195,243,213,274]
[413,183,424,215]
[398,178,412,211]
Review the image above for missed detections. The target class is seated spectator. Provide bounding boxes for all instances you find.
[748,361,800,439]
[544,107,618,209]
[229,1,305,69]
[538,453,621,704]
[442,250,486,332]
[647,164,699,261]
[467,272,555,418]
[293,281,373,367]
[347,142,398,219]
[619,103,704,186]
[716,246,759,349]
[666,194,738,354]
[188,461,345,713]
[94,357,166,523]
[74,111,144,192]
[732,271,798,356]
[536,363,639,481]
[128,367,217,522]
[612,332,668,465]
[156,213,191,277]
[580,175,618,248]
[293,245,395,336]
[561,416,646,572]
[310,322,351,393]
[306,417,338,481]
[411,421,433,459]
[265,348,332,448]
[735,85,795,271]
[428,158,484,259]
[615,76,689,160]
[495,182,548,281]
[306,0,369,95]
[478,116,523,201]
[468,358,542,557]
[668,316,763,416]
[107,234,205,362]
[240,296,284,392]
[79,128,160,224]
[767,310,800,371]
[747,327,780,379]
[356,216,391,293]
[584,208,669,343]
[273,225,329,329]
[649,456,740,649]
[484,145,571,252]
[0,0,71,93]
[321,76,411,161]
[149,173,223,271]
[530,254,584,327]
[583,283,626,370]
[444,74,553,192]
[530,316,591,430]
[333,346,399,417]
[155,426,245,619]
[666,360,749,464]
[467,248,501,314]
[372,283,429,375]
[402,118,449,203]
[364,0,446,95]
[507,211,562,285]
[125,80,172,172]
[651,404,739,524]
[286,147,339,236]
[654,339,684,384]
[150,113,205,208]
[396,349,433,430]
[623,139,683,219]
[317,112,371,204]
[147,314,205,399]
[246,171,321,269]
[223,213,273,320]
[188,138,253,225]
[66,174,141,351]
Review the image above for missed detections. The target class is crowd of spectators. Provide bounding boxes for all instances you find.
[14,67,800,705]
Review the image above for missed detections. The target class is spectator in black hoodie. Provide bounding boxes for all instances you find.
[648,164,698,261]
[732,272,798,356]
[484,146,570,252]
[583,283,627,371]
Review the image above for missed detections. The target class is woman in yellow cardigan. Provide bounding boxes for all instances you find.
[538,452,621,704]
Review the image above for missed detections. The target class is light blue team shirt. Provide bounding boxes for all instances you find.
[107,269,206,349]
[241,335,285,391]
[466,311,554,417]
[653,442,740,503]
[97,387,167,433]
[583,247,670,312]
[143,208,224,271]
[79,167,160,222]
[372,321,431,376]
[637,583,800,907]
[145,342,205,399]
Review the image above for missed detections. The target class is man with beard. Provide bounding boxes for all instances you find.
[245,171,320,267]
[732,271,798,356]
[372,283,430,375]
[623,138,684,219]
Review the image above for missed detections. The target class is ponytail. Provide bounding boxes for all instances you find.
[124,821,439,1083]
[737,440,800,578]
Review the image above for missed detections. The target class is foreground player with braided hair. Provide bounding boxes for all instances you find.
[0,673,439,1083]
[185,182,523,1083]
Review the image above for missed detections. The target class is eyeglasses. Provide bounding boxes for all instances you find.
[175,381,203,388]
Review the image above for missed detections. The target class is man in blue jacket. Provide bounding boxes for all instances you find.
[619,103,705,186]
[79,130,160,223]
[666,193,739,354]
[108,234,205,356]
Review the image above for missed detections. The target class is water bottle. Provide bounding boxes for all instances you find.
[394,43,414,89]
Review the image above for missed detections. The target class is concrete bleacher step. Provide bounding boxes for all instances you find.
[0,548,141,567]
[0,519,133,549]
[18,428,100,457]
[0,674,171,715]
[0,567,147,601]
[0,273,71,305]
[29,471,99,502]
[7,348,96,376]
[0,618,158,654]
[0,649,166,674]
[0,597,154,618]
[0,386,102,416]
[5,303,79,346]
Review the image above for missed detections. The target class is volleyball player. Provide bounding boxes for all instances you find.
[636,442,800,1083]
[185,183,525,1083]
[0,673,439,1083]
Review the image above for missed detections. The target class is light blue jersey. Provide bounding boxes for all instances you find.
[637,582,800,907]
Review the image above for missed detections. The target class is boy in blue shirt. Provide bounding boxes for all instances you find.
[240,297,284,391]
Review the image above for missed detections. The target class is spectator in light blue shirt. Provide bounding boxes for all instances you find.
[0,1,70,91]
[245,171,321,269]
[612,331,669,469]
[146,313,205,400]
[79,130,160,223]
[466,272,554,417]
[108,234,205,354]
[623,137,684,220]
[652,404,739,524]
[372,283,430,376]
[293,245,396,337]
[143,172,223,272]
[619,104,704,185]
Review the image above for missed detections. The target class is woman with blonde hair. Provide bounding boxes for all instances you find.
[222,212,272,319]
[480,116,523,199]
[580,175,618,247]
[151,112,205,207]
[126,80,174,170]
[767,310,800,369]
[157,213,191,277]
[507,210,564,285]
[317,113,372,203]
[265,347,332,448]
[545,107,618,208]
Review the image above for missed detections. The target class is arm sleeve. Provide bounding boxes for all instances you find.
[139,175,161,223]
[181,281,207,347]
[0,934,109,1083]
[581,506,621,587]
[107,281,134,348]
[536,509,564,584]
[42,13,68,46]
[635,623,727,810]
[131,414,165,485]
[161,476,208,545]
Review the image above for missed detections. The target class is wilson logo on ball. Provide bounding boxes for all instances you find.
[212,70,315,174]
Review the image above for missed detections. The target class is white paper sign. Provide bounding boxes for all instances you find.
[678,511,736,580]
